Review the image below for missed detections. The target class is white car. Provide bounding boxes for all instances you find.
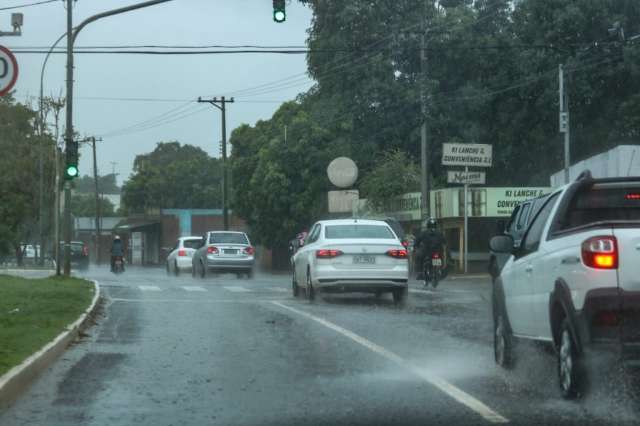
[166,236,202,275]
[491,171,640,398]
[292,219,409,304]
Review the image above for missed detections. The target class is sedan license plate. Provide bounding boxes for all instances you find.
[432,258,442,267]
[353,255,375,265]
[224,249,238,255]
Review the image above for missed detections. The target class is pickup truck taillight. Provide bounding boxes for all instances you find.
[581,236,618,269]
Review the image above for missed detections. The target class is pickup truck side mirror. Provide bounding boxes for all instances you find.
[490,235,514,254]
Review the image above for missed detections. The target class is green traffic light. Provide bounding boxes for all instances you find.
[273,10,285,22]
[65,165,79,179]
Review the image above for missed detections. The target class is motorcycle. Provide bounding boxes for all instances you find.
[423,251,443,288]
[112,256,125,274]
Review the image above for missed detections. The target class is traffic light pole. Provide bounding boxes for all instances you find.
[198,96,234,230]
[63,0,73,277]
[62,0,174,276]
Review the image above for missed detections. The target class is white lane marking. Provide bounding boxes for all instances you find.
[271,301,508,424]
[111,298,279,303]
[181,286,206,292]
[223,286,251,292]
[268,287,288,292]
[138,285,161,291]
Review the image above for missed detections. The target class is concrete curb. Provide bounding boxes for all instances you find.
[0,279,100,410]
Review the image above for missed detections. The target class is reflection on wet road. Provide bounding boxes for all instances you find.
[0,267,638,425]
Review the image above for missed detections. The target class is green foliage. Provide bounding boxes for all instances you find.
[360,150,420,211]
[0,96,56,256]
[74,173,120,194]
[122,142,222,213]
[232,0,640,247]
[71,194,116,217]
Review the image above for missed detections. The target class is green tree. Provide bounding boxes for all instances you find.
[71,194,116,217]
[122,142,222,213]
[0,96,57,260]
[360,150,420,211]
[74,173,120,194]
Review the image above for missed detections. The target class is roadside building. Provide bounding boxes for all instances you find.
[354,186,552,273]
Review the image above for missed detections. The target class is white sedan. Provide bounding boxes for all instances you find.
[292,219,409,304]
[166,236,202,275]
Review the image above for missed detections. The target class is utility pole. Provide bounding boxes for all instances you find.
[62,0,175,277]
[49,96,65,275]
[559,64,570,184]
[90,137,103,265]
[198,96,235,230]
[420,1,430,220]
[63,0,74,277]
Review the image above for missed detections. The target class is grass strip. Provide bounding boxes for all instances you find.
[0,275,94,376]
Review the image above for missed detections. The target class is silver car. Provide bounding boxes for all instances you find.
[192,231,255,279]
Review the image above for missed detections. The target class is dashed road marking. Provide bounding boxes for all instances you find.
[223,286,251,292]
[267,287,288,292]
[138,285,161,291]
[271,301,508,424]
[181,286,206,292]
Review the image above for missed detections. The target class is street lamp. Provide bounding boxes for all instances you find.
[61,0,175,276]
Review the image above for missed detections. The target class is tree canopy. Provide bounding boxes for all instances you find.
[121,141,222,213]
[230,0,640,249]
[0,95,57,257]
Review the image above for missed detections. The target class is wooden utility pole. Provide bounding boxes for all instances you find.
[197,96,235,230]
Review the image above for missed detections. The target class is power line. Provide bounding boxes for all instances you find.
[0,0,56,11]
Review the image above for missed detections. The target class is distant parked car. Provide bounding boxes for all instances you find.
[59,241,89,270]
[166,236,202,275]
[191,231,255,279]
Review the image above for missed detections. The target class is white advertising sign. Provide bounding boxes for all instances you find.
[442,143,492,167]
[447,170,486,185]
[328,190,359,213]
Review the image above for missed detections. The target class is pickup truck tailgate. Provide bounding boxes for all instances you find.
[613,228,640,345]
[613,228,640,292]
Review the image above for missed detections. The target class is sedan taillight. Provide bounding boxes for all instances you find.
[178,249,187,257]
[581,236,617,269]
[316,249,343,258]
[386,249,408,258]
[207,246,219,254]
[244,246,255,255]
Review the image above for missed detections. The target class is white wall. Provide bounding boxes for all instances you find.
[550,145,640,187]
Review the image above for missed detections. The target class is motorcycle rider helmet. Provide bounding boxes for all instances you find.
[114,235,121,241]
[426,217,438,231]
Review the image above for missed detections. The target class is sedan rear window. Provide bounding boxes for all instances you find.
[183,239,202,249]
[209,233,248,244]
[325,225,395,239]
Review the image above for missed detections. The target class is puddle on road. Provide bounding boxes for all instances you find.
[54,352,127,406]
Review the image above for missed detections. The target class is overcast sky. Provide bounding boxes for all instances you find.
[7,0,313,185]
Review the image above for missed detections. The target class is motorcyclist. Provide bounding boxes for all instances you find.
[414,218,446,282]
[110,235,125,272]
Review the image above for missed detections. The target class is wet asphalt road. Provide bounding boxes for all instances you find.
[1,267,639,425]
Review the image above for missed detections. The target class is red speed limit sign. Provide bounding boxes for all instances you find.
[0,46,18,96]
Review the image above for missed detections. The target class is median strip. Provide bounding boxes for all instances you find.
[0,275,99,409]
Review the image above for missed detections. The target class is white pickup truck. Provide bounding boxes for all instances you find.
[490,171,640,399]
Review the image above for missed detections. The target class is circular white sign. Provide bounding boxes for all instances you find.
[327,157,358,188]
[0,46,18,97]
